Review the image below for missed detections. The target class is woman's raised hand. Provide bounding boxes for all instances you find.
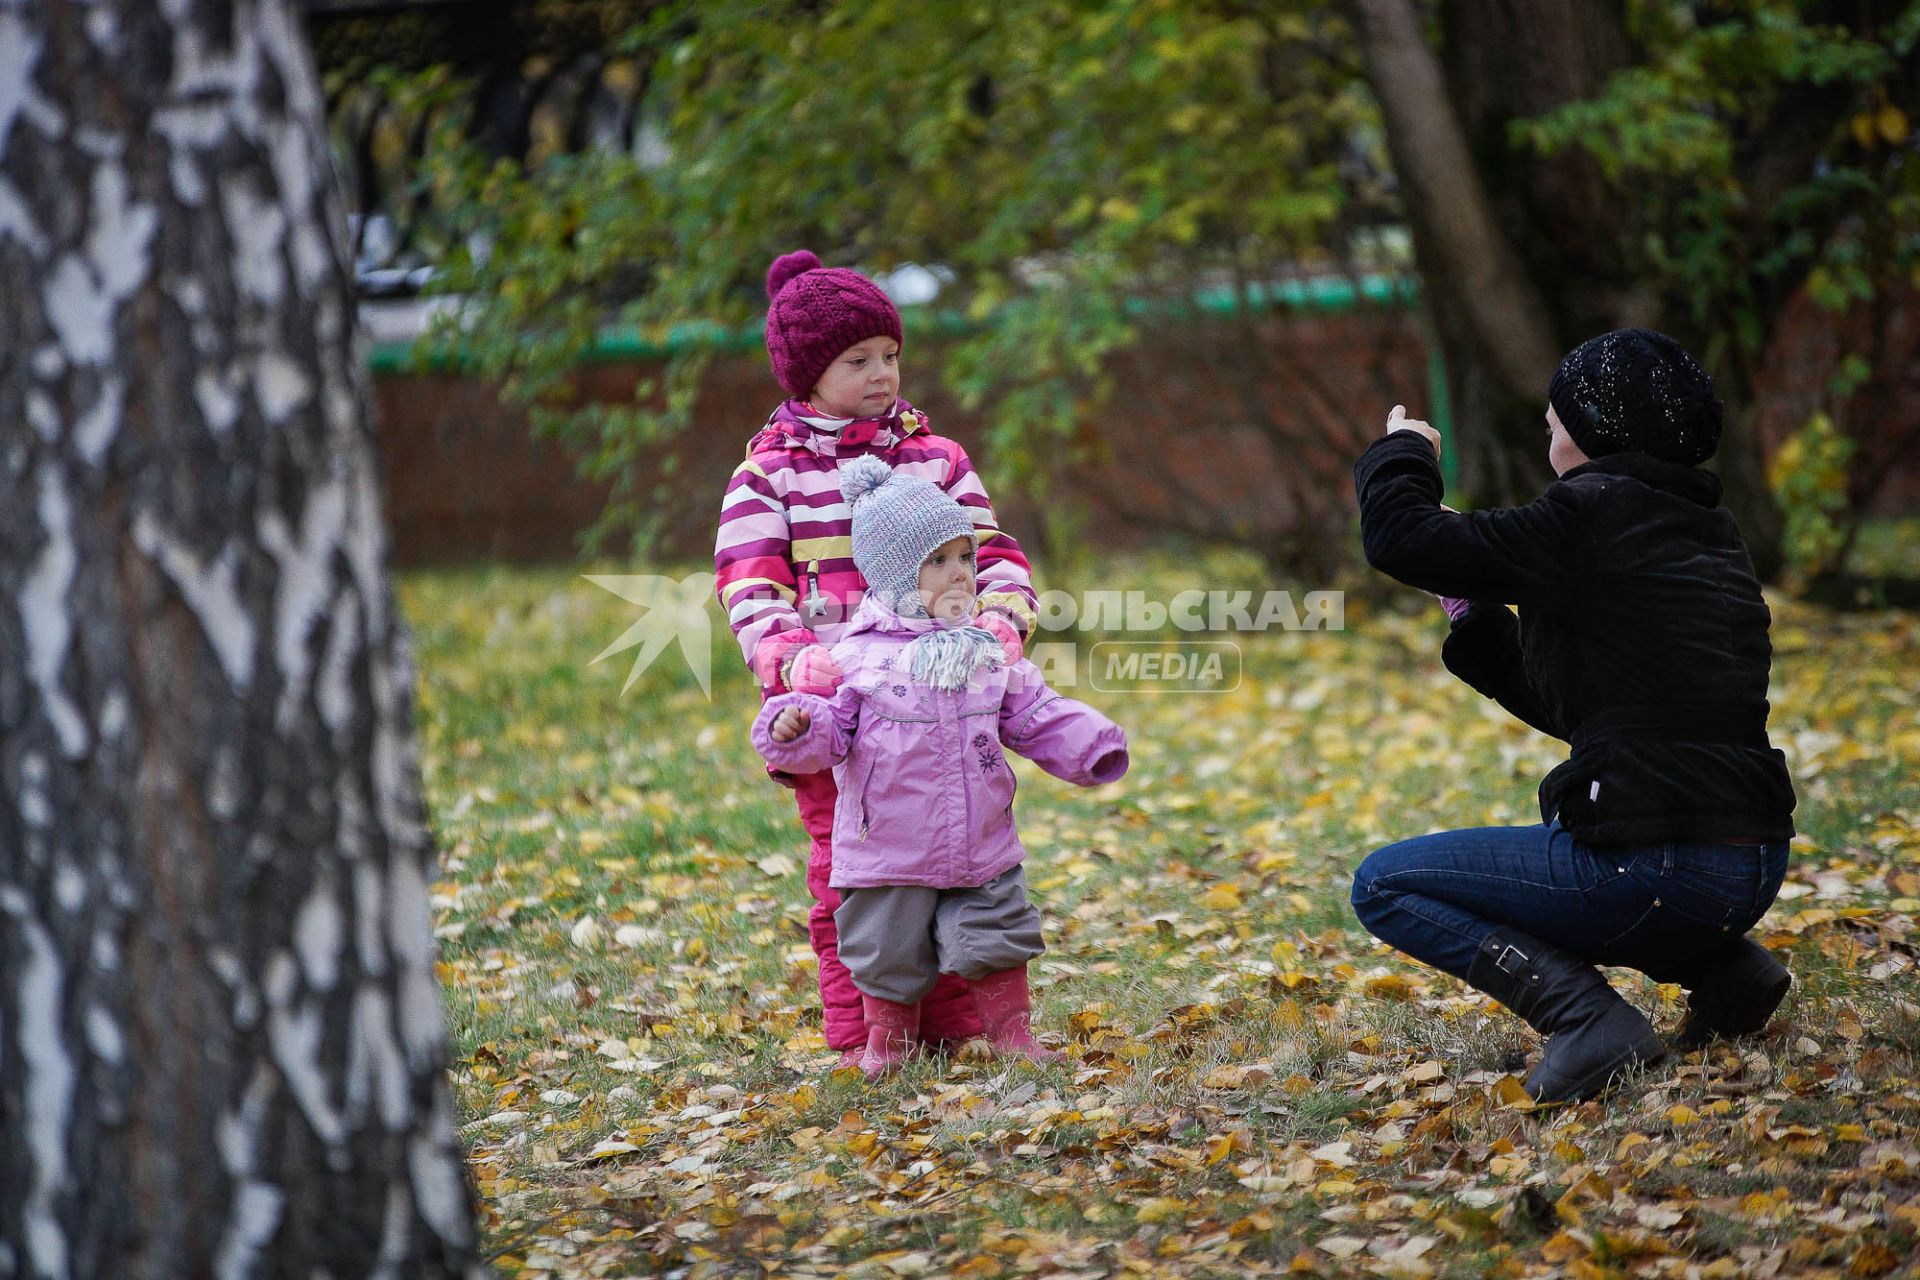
[1387,404,1442,454]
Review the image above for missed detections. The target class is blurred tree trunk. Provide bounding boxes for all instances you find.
[1350,0,1790,577]
[0,3,480,1276]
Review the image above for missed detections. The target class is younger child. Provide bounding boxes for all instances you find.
[752,457,1128,1078]
[715,251,1040,1059]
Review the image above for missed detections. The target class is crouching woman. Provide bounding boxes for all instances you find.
[1349,329,1797,1103]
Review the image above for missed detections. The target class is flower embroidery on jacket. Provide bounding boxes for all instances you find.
[973,732,1000,775]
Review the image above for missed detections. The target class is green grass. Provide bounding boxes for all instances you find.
[403,550,1920,1278]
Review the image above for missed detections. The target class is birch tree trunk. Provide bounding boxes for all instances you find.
[0,2,481,1276]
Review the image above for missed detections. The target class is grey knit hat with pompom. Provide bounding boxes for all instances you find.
[842,455,978,617]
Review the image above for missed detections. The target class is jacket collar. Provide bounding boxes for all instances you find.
[1562,451,1723,507]
[757,398,928,458]
[846,591,967,639]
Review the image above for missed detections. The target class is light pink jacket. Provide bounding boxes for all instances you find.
[751,595,1129,889]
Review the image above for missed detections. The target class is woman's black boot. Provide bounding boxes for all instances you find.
[1466,929,1665,1102]
[1673,937,1791,1049]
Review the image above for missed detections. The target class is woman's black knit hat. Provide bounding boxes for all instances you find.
[1547,328,1723,466]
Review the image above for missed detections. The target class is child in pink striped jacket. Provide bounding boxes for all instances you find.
[714,250,1039,1062]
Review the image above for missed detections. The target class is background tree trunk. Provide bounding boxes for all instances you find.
[1351,0,1789,575]
[0,3,481,1276]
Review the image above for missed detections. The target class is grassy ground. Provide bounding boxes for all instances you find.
[401,551,1920,1279]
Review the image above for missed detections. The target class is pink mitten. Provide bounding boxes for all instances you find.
[750,630,815,692]
[785,644,844,696]
[1437,595,1472,622]
[976,610,1024,664]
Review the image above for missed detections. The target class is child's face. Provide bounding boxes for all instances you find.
[810,335,901,418]
[918,536,977,621]
[1546,404,1590,476]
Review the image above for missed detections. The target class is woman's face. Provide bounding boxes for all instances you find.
[1547,404,1590,476]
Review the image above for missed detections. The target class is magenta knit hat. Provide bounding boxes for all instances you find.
[763,250,904,398]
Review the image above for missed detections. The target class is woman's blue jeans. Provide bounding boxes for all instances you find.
[1350,823,1789,986]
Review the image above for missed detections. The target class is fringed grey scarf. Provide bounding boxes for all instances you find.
[907,623,1002,691]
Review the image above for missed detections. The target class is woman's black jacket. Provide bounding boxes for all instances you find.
[1354,432,1796,845]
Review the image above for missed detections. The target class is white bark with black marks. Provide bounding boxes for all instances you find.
[0,2,482,1276]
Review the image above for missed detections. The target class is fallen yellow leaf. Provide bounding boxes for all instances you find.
[1316,1235,1366,1259]
[1493,1076,1534,1109]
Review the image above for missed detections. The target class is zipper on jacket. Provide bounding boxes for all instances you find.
[955,696,970,879]
[855,758,871,841]
[802,559,826,620]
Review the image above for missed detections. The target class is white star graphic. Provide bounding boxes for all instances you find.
[583,572,719,697]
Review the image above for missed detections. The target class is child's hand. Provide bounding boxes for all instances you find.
[976,610,1024,664]
[751,631,813,690]
[786,645,843,695]
[1387,404,1442,454]
[769,706,812,743]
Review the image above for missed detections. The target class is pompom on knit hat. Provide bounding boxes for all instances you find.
[1547,327,1723,467]
[764,250,904,398]
[842,455,977,618]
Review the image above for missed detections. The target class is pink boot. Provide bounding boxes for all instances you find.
[971,967,1062,1063]
[858,995,920,1080]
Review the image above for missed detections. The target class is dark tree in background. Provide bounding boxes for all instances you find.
[0,2,480,1275]
[306,0,1920,582]
[1352,0,1920,577]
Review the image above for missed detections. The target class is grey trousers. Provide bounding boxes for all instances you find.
[833,865,1045,1004]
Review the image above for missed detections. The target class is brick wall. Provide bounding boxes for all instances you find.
[370,299,1918,566]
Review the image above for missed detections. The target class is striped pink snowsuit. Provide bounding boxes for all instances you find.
[715,398,1037,1050]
